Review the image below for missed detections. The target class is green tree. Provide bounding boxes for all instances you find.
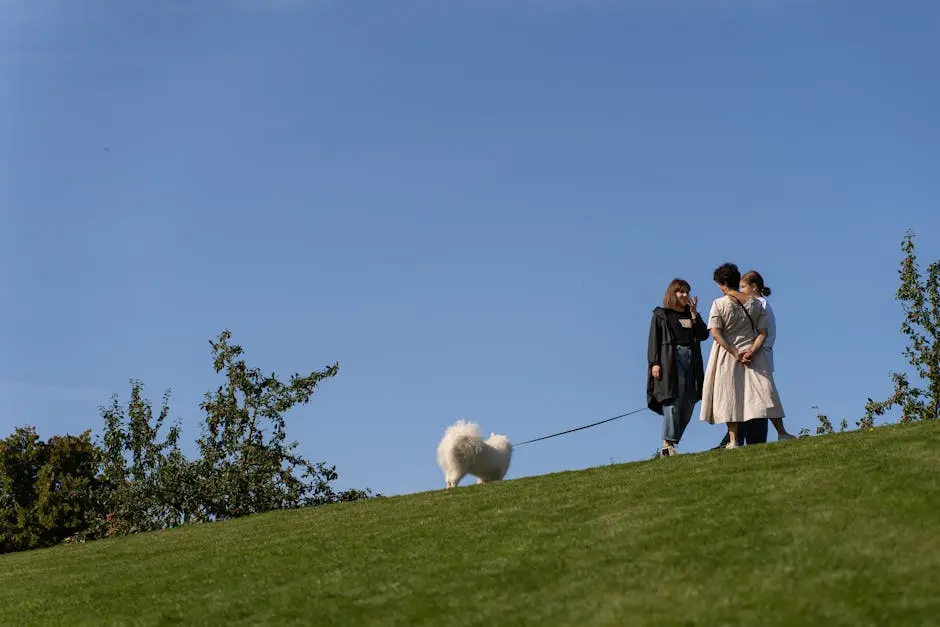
[0,427,100,553]
[96,380,200,536]
[865,230,940,424]
[35,432,100,541]
[0,427,46,552]
[195,330,343,519]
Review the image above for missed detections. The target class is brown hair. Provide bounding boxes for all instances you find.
[713,262,741,289]
[742,270,772,297]
[663,278,691,310]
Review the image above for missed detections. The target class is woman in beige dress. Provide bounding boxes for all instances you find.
[700,263,785,448]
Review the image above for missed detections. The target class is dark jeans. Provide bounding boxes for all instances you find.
[714,418,768,448]
[662,346,696,445]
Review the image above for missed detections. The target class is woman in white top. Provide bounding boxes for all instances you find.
[739,270,794,440]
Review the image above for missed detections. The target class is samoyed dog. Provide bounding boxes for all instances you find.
[436,419,513,488]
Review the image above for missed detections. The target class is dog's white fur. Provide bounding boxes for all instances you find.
[436,419,513,488]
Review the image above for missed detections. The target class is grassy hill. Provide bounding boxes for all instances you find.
[1,421,938,626]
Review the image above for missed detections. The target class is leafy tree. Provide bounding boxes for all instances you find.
[95,380,200,536]
[35,432,100,541]
[194,330,343,519]
[0,427,46,552]
[0,427,99,553]
[865,230,940,424]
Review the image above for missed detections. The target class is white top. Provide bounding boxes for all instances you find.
[757,295,776,372]
[757,295,776,351]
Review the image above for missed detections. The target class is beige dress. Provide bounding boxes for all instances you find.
[700,295,785,424]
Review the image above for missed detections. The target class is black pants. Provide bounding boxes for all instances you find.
[715,418,768,448]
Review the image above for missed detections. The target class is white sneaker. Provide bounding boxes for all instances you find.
[725,441,741,449]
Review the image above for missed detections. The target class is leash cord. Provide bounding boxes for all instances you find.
[514,407,647,447]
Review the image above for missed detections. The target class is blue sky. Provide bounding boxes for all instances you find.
[2,0,938,497]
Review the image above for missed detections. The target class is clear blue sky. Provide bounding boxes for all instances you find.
[2,0,938,497]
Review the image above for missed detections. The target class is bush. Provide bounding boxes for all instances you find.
[0,427,100,553]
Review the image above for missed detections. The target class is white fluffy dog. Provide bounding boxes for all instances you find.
[436,419,513,488]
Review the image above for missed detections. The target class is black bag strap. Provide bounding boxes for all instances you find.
[729,294,758,336]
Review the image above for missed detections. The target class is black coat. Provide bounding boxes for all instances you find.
[646,307,709,415]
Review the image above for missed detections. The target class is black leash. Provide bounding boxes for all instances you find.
[514,407,647,447]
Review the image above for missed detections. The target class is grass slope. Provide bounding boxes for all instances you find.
[1,421,939,626]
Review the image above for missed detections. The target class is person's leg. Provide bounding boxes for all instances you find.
[770,417,796,440]
[662,404,681,454]
[743,418,769,445]
[726,422,742,447]
[714,431,730,449]
[660,347,695,456]
[671,347,696,446]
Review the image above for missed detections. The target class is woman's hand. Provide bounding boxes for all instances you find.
[689,296,699,318]
[729,347,749,364]
[651,365,661,380]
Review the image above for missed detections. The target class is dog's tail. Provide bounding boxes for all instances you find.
[441,419,481,441]
[437,419,483,467]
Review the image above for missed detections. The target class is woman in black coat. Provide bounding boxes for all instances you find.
[647,278,709,456]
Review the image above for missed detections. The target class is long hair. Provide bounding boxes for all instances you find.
[663,278,691,310]
[742,270,772,297]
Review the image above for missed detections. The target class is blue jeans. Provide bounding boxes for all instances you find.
[662,345,696,444]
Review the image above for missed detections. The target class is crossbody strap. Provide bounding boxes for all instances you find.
[729,294,758,336]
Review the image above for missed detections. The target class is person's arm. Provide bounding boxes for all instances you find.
[648,312,663,379]
[710,327,740,360]
[750,329,767,353]
[763,300,776,350]
[692,309,709,342]
[708,299,742,361]
[741,301,769,363]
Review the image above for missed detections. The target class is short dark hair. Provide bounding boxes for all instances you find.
[713,263,741,289]
[742,270,772,297]
[663,278,691,310]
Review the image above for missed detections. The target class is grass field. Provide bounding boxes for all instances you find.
[1,421,938,626]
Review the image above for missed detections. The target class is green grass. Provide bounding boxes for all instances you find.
[2,422,939,626]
